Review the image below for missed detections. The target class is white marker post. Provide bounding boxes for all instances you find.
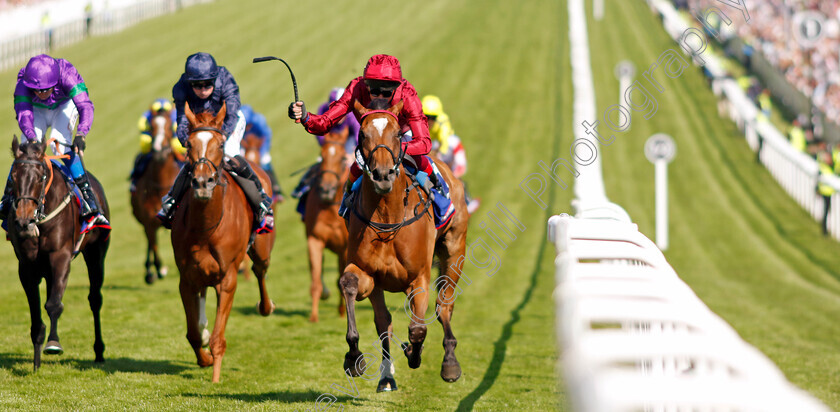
[645,134,676,251]
[615,61,635,132]
[594,0,604,21]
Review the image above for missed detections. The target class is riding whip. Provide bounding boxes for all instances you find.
[252,56,299,102]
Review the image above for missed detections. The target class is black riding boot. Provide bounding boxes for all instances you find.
[156,165,191,229]
[227,155,274,232]
[0,175,13,221]
[75,174,109,225]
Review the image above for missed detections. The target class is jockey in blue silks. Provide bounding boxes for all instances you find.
[156,52,274,233]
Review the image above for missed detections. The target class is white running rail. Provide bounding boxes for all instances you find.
[548,214,830,411]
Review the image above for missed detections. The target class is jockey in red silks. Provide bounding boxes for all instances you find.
[288,54,438,218]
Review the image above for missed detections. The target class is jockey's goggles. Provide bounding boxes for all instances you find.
[190,80,214,90]
[426,115,438,122]
[31,87,53,94]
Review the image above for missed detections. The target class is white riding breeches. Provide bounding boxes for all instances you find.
[30,99,79,155]
[223,110,246,158]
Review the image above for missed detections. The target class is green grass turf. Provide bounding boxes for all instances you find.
[0,0,569,410]
[589,0,840,408]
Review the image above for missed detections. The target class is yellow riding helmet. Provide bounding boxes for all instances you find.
[422,95,443,117]
[150,98,174,113]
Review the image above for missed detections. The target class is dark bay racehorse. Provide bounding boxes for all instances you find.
[171,103,275,383]
[341,101,469,391]
[303,127,349,323]
[7,136,109,370]
[130,109,180,284]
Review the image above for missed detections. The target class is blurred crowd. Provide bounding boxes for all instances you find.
[0,0,50,11]
[683,0,840,126]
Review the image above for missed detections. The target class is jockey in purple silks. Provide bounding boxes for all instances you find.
[1,54,108,231]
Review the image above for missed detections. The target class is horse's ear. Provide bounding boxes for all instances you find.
[339,125,349,143]
[353,100,368,119]
[185,102,197,128]
[11,135,20,158]
[389,100,404,117]
[216,102,227,129]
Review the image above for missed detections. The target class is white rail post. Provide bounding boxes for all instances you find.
[645,134,677,250]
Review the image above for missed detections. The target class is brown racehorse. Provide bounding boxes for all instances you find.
[303,126,350,322]
[171,103,275,383]
[130,110,180,284]
[340,101,469,391]
[7,136,109,371]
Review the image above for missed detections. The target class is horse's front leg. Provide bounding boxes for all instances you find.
[249,237,275,317]
[179,278,212,368]
[18,263,45,371]
[404,276,431,369]
[307,236,325,322]
[44,251,72,355]
[340,264,374,376]
[369,288,398,392]
[144,225,156,284]
[148,224,166,280]
[209,268,237,383]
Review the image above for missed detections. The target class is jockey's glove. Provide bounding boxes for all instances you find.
[288,101,307,123]
[73,135,86,152]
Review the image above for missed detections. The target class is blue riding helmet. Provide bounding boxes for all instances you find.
[22,54,60,90]
[240,104,254,124]
[184,52,219,82]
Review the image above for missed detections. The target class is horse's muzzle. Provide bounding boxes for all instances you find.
[191,176,217,200]
[14,219,39,238]
[371,167,396,194]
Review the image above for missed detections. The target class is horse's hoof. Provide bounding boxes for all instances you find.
[158,267,168,279]
[144,273,154,285]
[256,300,275,317]
[377,377,398,392]
[198,349,213,367]
[320,287,331,301]
[402,342,423,369]
[94,356,105,363]
[309,313,319,323]
[344,352,366,377]
[43,341,63,355]
[441,361,462,382]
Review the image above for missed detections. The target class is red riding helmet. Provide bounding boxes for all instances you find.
[363,54,402,82]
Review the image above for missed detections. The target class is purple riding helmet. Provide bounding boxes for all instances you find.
[21,54,60,90]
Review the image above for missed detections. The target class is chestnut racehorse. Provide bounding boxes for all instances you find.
[303,126,350,322]
[130,110,180,284]
[171,103,275,383]
[340,100,468,391]
[7,136,109,371]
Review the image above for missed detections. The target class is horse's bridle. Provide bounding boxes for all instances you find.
[188,126,226,183]
[357,110,404,178]
[10,159,50,221]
